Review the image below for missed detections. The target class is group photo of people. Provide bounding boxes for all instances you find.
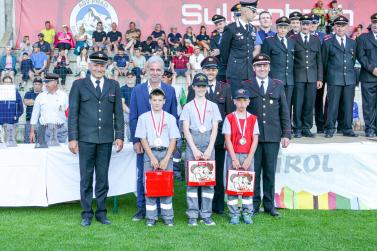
[0,0,376,242]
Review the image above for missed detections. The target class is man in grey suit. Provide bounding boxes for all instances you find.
[68,51,124,227]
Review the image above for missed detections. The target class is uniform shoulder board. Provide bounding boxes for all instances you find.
[324,35,332,41]
[288,34,296,39]
[266,35,274,40]
[273,79,283,85]
[312,33,318,37]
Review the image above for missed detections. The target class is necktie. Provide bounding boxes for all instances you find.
[341,37,345,49]
[218,33,223,44]
[245,24,250,32]
[208,85,214,98]
[95,80,101,97]
[304,35,308,46]
[259,80,265,95]
[281,37,287,49]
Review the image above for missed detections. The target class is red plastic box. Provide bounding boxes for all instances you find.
[145,170,174,197]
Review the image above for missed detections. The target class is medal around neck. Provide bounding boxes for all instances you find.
[194,99,208,134]
[151,111,165,147]
[234,112,249,146]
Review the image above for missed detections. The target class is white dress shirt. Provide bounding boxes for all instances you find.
[147,81,161,94]
[30,89,68,125]
[90,75,104,91]
[278,36,288,48]
[207,80,216,94]
[256,77,268,94]
[335,35,346,47]
[300,32,310,43]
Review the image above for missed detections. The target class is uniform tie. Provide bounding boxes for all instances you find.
[259,80,265,95]
[208,85,215,98]
[341,37,345,49]
[304,35,308,46]
[281,37,287,49]
[95,80,101,97]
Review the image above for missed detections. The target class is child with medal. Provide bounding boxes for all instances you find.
[135,88,181,227]
[180,73,222,226]
[222,88,259,225]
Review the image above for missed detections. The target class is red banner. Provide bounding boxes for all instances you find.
[15,0,372,46]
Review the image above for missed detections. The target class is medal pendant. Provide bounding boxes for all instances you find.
[154,138,163,147]
[239,137,247,145]
[199,125,206,133]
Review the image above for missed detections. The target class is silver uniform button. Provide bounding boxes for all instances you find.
[99,109,101,112]
[99,118,102,121]
[263,105,266,108]
[263,121,266,124]
[99,126,102,129]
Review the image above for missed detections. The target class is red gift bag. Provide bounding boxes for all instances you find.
[226,170,255,196]
[187,160,216,187]
[145,170,174,197]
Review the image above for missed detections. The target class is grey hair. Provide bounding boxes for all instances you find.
[146,56,164,69]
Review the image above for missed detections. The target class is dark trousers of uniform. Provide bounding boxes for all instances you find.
[284,85,294,119]
[78,141,112,220]
[293,82,317,132]
[253,142,280,211]
[315,83,325,131]
[324,95,345,132]
[361,81,377,133]
[325,85,355,133]
[212,145,226,213]
[144,150,174,221]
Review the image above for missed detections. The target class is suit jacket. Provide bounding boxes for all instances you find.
[129,82,178,144]
[322,36,357,86]
[291,34,323,83]
[220,20,257,80]
[187,81,234,146]
[68,77,124,144]
[262,35,295,86]
[356,31,377,83]
[243,78,291,142]
[210,32,226,77]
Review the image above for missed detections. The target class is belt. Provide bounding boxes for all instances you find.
[151,147,168,151]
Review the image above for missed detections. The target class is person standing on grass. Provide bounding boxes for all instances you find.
[135,88,180,227]
[68,51,124,227]
[129,56,178,222]
[181,73,222,226]
[222,88,259,225]
[242,54,291,217]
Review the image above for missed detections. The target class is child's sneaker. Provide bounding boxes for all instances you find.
[188,218,198,226]
[163,219,174,227]
[146,219,156,227]
[230,216,240,225]
[202,217,216,226]
[242,213,254,224]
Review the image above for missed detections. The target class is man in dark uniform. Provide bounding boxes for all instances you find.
[262,16,295,117]
[187,56,234,215]
[287,11,302,37]
[241,54,291,217]
[356,13,377,138]
[291,14,323,138]
[68,51,124,227]
[311,13,327,133]
[220,0,262,95]
[322,16,358,138]
[210,14,227,82]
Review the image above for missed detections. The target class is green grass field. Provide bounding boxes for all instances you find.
[0,181,376,251]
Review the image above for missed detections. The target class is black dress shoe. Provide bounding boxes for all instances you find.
[265,208,281,217]
[317,129,324,134]
[81,218,92,227]
[302,130,315,138]
[294,132,302,138]
[252,207,260,215]
[97,218,111,225]
[324,133,333,138]
[365,131,376,138]
[343,131,358,137]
